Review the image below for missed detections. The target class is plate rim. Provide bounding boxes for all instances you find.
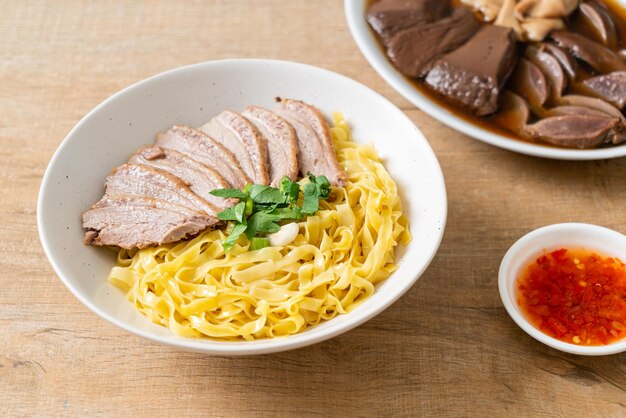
[37,58,448,355]
[344,0,626,161]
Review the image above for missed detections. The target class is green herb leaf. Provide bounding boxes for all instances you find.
[210,188,248,199]
[245,212,281,239]
[217,173,331,252]
[249,237,269,251]
[315,175,331,199]
[280,177,300,202]
[248,185,289,205]
[306,172,331,200]
[300,181,319,215]
[269,207,303,220]
[222,222,248,253]
[234,201,246,222]
[216,201,246,222]
[216,207,237,221]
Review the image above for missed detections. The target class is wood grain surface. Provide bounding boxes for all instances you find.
[1,1,625,416]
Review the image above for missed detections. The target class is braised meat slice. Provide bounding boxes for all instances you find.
[525,45,566,102]
[83,195,216,249]
[128,146,237,211]
[558,94,624,119]
[578,72,626,109]
[366,0,450,44]
[104,164,218,216]
[386,7,479,78]
[276,99,347,187]
[242,106,299,187]
[509,58,549,115]
[156,125,249,189]
[199,111,270,185]
[551,31,626,74]
[577,1,618,49]
[543,104,625,144]
[539,43,577,80]
[524,114,618,148]
[425,25,517,116]
[545,105,619,118]
[492,91,531,133]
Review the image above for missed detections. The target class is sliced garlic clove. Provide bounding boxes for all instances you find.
[267,223,300,247]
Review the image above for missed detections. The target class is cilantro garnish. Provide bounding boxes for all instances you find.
[210,173,331,253]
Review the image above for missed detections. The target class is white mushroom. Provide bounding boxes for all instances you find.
[521,17,566,42]
[482,0,579,42]
[494,0,523,39]
[267,223,300,247]
[515,0,578,19]
[461,0,504,21]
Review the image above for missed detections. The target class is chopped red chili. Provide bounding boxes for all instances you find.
[516,248,626,346]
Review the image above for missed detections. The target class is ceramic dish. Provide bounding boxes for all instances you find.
[37,59,447,355]
[344,0,626,161]
[499,223,626,355]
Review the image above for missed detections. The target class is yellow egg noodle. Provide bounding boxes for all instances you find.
[109,113,411,340]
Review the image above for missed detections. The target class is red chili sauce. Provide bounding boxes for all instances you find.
[516,248,626,346]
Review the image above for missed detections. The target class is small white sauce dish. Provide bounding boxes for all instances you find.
[498,223,626,356]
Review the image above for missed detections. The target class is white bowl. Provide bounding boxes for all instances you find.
[499,223,626,355]
[37,59,447,355]
[344,0,626,160]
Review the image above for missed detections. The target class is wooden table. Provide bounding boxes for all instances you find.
[2,1,625,416]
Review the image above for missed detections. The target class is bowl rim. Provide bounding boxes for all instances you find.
[498,223,626,356]
[344,0,626,161]
[37,58,448,355]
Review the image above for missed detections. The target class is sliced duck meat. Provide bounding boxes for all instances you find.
[524,114,618,148]
[366,0,450,44]
[386,7,480,78]
[577,1,618,49]
[509,57,549,115]
[156,125,249,189]
[104,164,218,216]
[578,72,626,109]
[492,91,531,133]
[128,146,237,211]
[538,43,577,79]
[199,111,269,186]
[525,45,566,102]
[242,106,299,187]
[83,195,216,249]
[558,94,624,119]
[425,25,517,116]
[551,31,626,74]
[276,99,347,187]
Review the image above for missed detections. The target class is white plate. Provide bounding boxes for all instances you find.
[345,0,626,160]
[37,59,447,355]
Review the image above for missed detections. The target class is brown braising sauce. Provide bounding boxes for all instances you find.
[367,0,626,148]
